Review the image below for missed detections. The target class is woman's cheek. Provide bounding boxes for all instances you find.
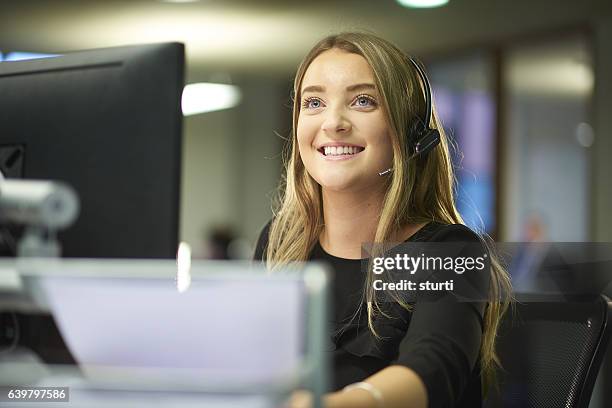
[297,119,316,144]
[296,123,317,161]
[296,138,313,174]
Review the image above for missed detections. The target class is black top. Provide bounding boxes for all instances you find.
[254,222,487,408]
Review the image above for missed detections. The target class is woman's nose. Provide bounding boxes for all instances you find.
[321,107,352,134]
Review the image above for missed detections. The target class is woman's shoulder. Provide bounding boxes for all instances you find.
[409,222,488,268]
[411,221,482,244]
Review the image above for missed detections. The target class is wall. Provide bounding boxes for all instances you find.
[179,108,239,257]
[593,17,612,243]
[179,76,286,257]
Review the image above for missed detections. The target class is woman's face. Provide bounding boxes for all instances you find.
[297,48,394,193]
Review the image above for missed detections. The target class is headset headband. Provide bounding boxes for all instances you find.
[407,57,433,131]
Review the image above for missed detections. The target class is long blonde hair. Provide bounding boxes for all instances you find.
[265,32,512,392]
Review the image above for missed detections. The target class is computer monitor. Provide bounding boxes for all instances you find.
[0,43,184,258]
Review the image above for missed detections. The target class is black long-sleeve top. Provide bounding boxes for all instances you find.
[254,222,487,408]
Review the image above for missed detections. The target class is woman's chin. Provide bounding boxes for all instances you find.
[312,174,347,190]
[310,167,383,193]
[317,176,366,193]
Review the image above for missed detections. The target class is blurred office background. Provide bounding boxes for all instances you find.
[1,0,611,404]
[2,0,610,249]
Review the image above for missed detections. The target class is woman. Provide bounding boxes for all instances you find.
[254,32,512,408]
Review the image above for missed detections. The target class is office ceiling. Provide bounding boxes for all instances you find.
[1,0,610,79]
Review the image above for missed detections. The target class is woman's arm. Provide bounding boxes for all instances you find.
[288,365,427,408]
[325,365,427,408]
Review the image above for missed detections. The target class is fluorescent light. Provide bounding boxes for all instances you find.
[181,82,242,116]
[507,58,593,97]
[397,0,449,8]
[2,52,59,61]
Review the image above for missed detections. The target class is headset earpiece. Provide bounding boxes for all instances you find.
[413,129,440,157]
[406,118,422,153]
[407,57,441,159]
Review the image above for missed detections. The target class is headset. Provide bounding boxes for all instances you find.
[378,57,441,176]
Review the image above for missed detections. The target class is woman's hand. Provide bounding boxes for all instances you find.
[284,390,314,408]
[283,390,357,408]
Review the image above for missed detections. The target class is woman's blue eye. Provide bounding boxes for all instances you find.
[302,97,322,109]
[355,95,376,107]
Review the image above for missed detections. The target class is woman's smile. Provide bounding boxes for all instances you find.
[317,143,365,161]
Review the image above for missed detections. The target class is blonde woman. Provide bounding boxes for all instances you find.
[254,32,512,408]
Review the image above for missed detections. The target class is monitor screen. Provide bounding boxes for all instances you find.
[0,43,184,258]
[38,271,304,382]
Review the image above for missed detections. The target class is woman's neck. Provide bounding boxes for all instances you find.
[319,187,429,260]
[319,186,386,259]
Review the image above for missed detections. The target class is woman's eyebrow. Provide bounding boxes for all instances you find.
[301,85,324,94]
[346,83,376,92]
[301,83,377,95]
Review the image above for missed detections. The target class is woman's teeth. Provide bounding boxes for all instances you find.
[323,146,361,156]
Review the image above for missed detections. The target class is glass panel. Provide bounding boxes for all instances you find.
[502,34,593,242]
[428,54,497,234]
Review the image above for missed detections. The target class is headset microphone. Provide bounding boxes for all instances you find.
[378,57,441,177]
